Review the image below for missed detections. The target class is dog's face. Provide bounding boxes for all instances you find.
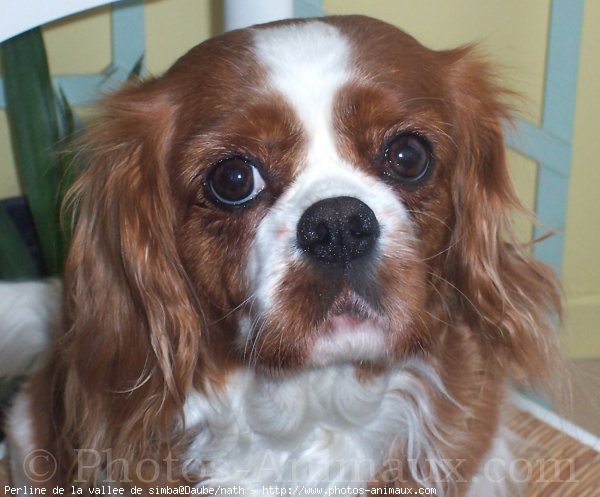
[66,16,559,393]
[172,19,456,371]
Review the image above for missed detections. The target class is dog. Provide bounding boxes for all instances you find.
[1,15,561,496]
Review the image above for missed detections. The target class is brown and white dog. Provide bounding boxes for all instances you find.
[1,15,561,496]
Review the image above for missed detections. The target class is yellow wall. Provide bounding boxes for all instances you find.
[0,114,16,199]
[561,0,600,358]
[1,0,598,357]
[325,0,550,125]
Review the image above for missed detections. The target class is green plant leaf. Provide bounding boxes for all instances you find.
[0,204,37,280]
[128,53,145,80]
[57,87,77,139]
[1,28,64,275]
[55,87,81,251]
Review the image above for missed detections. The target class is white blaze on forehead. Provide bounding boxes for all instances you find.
[252,20,350,166]
[246,20,416,334]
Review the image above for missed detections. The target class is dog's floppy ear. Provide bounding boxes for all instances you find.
[443,48,562,388]
[60,80,202,478]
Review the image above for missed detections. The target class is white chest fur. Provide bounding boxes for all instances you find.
[182,361,451,492]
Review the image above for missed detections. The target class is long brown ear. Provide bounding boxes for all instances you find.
[444,48,562,389]
[60,80,201,481]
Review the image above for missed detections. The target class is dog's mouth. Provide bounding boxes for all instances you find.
[307,292,391,367]
[331,293,373,318]
[328,292,380,328]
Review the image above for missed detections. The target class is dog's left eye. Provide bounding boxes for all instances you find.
[384,133,432,183]
[208,157,266,206]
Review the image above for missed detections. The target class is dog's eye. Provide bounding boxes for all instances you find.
[208,157,266,206]
[384,133,432,183]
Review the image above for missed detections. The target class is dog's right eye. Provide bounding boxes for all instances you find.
[207,157,266,206]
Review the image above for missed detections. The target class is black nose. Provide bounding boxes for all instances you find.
[296,196,380,265]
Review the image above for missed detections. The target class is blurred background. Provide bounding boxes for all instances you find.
[0,0,598,436]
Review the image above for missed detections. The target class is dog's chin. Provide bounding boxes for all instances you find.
[238,307,399,373]
[307,313,391,368]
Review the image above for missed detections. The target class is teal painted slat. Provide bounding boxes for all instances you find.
[508,0,584,275]
[54,74,126,107]
[111,0,145,71]
[506,118,571,178]
[0,72,130,111]
[541,0,585,143]
[532,165,570,275]
[53,75,105,107]
[55,0,146,105]
[294,0,324,18]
